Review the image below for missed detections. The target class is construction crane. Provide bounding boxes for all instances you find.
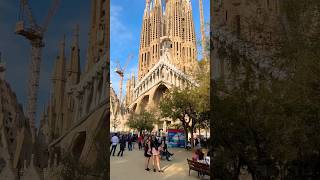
[198,0,207,61]
[15,0,60,142]
[115,54,133,105]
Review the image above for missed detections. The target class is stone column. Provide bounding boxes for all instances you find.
[73,92,80,124]
[101,68,107,100]
[83,86,90,115]
[91,77,98,109]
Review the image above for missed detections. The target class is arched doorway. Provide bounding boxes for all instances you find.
[72,132,86,160]
[139,95,149,113]
[153,84,169,107]
[131,103,137,113]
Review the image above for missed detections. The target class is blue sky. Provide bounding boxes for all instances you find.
[0,1,90,125]
[110,0,210,99]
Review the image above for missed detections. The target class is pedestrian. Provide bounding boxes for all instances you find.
[110,133,119,156]
[151,136,163,172]
[132,134,136,149]
[144,136,152,171]
[195,138,199,147]
[127,134,132,151]
[138,135,143,150]
[162,141,174,161]
[117,135,126,156]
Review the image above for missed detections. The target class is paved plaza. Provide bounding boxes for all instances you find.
[110,144,210,180]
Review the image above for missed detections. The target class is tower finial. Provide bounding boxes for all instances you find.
[73,24,80,46]
[58,35,66,58]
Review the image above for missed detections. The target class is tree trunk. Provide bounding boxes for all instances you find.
[190,126,195,148]
[184,127,189,148]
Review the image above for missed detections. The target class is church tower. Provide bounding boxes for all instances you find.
[86,0,107,72]
[51,36,67,138]
[138,0,151,79]
[138,0,198,80]
[67,25,81,85]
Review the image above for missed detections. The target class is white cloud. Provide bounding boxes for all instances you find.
[110,4,133,47]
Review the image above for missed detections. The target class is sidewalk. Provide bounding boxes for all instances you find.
[110,145,209,180]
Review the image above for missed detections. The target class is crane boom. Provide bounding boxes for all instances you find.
[20,0,38,29]
[15,0,59,142]
[115,54,133,105]
[123,54,133,73]
[42,0,60,32]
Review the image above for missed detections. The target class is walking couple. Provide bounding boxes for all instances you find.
[144,135,164,172]
[110,133,126,157]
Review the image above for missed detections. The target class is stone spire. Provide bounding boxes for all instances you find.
[86,0,107,72]
[51,36,67,138]
[39,105,46,129]
[53,35,66,82]
[138,0,198,79]
[154,0,161,7]
[199,0,207,61]
[144,0,151,16]
[67,25,81,85]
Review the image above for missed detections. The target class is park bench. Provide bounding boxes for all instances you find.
[187,159,210,178]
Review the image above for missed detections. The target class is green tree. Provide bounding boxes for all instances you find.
[159,59,210,148]
[211,0,320,178]
[160,88,196,147]
[126,111,158,134]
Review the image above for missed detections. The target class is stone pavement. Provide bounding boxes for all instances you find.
[110,144,210,180]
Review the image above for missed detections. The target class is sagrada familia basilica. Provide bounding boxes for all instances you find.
[111,0,201,132]
[0,0,108,179]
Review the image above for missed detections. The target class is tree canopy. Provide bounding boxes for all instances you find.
[211,1,320,179]
[126,111,158,133]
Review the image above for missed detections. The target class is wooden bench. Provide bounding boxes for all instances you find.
[187,159,210,178]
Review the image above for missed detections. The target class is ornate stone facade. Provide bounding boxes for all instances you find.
[0,76,32,179]
[211,0,283,80]
[123,0,199,132]
[1,0,107,179]
[137,0,198,80]
[36,0,108,179]
[110,87,128,132]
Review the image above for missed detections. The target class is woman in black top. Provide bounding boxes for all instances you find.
[144,136,152,171]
